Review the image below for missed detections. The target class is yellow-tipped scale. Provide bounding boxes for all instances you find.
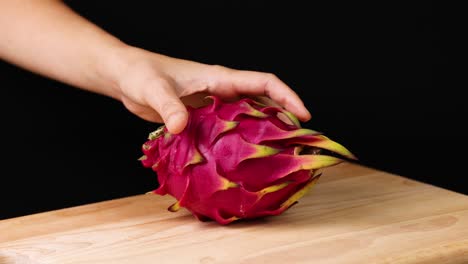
[281,176,321,210]
[140,96,354,225]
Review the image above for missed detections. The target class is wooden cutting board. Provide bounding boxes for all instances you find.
[1,163,468,264]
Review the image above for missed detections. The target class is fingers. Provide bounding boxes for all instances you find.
[252,96,281,107]
[211,67,311,121]
[143,78,188,134]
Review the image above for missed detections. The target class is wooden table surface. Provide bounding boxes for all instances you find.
[1,163,468,264]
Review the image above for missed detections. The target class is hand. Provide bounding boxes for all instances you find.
[0,1,310,135]
[112,46,312,134]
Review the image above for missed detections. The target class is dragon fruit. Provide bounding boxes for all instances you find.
[141,96,355,225]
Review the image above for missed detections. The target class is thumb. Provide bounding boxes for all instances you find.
[145,80,188,134]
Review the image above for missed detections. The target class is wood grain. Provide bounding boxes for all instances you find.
[1,163,468,264]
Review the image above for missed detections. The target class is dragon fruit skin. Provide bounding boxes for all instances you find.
[141,96,355,225]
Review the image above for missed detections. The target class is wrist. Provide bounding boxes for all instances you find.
[101,44,172,100]
[96,42,136,101]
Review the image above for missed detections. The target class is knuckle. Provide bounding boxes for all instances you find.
[265,73,279,83]
[211,64,230,74]
[205,65,230,90]
[160,100,181,115]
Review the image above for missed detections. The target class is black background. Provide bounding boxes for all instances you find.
[1,1,464,220]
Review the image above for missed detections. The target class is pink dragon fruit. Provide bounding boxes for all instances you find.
[141,96,355,225]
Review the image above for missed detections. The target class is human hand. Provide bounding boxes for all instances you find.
[0,1,309,135]
[110,46,311,134]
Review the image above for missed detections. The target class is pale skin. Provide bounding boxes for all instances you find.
[0,0,311,134]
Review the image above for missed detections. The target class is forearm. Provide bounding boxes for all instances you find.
[0,0,311,132]
[0,0,125,99]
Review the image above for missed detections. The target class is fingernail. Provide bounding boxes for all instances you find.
[167,112,187,134]
[301,105,312,120]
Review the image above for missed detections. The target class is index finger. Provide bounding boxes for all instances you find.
[209,68,311,121]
